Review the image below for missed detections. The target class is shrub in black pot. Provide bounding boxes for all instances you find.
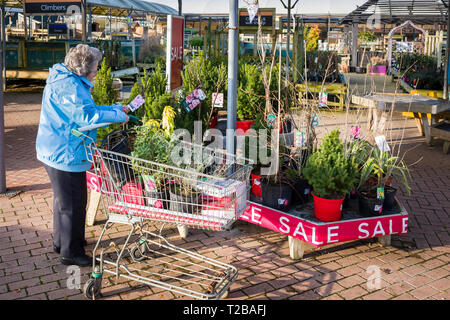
[358,189,384,216]
[144,188,170,209]
[284,168,310,205]
[382,186,397,212]
[343,189,358,209]
[261,177,293,212]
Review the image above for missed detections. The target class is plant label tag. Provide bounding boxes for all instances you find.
[374,205,383,214]
[181,88,205,113]
[267,114,276,127]
[319,92,328,107]
[128,94,145,112]
[142,174,157,192]
[375,135,391,152]
[295,131,306,147]
[311,114,319,127]
[212,93,224,108]
[377,187,385,199]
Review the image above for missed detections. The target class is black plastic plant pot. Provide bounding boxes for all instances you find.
[144,189,170,210]
[169,189,200,215]
[291,179,311,205]
[382,186,398,212]
[261,181,293,212]
[358,195,384,217]
[343,190,358,209]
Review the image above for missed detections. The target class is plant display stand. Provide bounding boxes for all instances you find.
[239,199,409,260]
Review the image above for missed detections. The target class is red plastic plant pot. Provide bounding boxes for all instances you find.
[251,173,263,198]
[312,192,345,222]
[236,120,256,135]
[209,113,219,129]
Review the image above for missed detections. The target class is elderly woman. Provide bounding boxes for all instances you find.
[36,44,129,267]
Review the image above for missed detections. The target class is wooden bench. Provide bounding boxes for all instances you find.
[430,122,450,154]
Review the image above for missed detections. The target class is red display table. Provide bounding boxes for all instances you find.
[239,200,409,260]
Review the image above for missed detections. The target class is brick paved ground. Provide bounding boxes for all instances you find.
[0,90,449,300]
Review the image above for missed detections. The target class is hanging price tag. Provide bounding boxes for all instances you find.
[375,135,391,152]
[267,114,276,127]
[212,93,224,108]
[377,187,385,200]
[319,92,328,107]
[311,114,319,127]
[181,88,206,113]
[295,131,306,147]
[350,126,361,140]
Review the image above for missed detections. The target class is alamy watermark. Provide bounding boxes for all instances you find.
[366,265,382,291]
[169,121,283,175]
[66,266,81,290]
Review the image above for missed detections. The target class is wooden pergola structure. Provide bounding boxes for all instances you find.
[340,0,450,98]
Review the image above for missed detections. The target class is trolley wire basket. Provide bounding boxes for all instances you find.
[73,129,253,300]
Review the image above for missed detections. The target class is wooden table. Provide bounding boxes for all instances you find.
[352,93,450,145]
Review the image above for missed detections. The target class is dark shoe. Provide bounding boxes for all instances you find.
[53,240,87,254]
[59,254,92,267]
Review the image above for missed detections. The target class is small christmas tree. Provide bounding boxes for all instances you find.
[92,58,115,106]
[91,58,119,144]
[303,129,358,199]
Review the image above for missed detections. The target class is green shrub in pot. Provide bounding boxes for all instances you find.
[303,130,358,200]
[303,130,358,221]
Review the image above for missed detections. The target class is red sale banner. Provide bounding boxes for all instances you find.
[239,202,408,247]
[86,170,101,192]
[166,15,184,91]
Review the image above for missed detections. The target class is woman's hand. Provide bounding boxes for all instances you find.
[122,105,131,114]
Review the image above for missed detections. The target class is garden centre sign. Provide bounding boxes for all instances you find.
[238,8,275,33]
[24,0,81,15]
[166,15,184,91]
[240,202,408,247]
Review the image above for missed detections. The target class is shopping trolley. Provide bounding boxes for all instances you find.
[72,129,253,300]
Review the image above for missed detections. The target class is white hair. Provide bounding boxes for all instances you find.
[64,44,102,77]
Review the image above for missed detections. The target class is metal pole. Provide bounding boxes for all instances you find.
[286,0,291,84]
[81,0,87,43]
[0,10,5,192]
[444,4,450,100]
[226,0,238,156]
[2,0,6,92]
[88,4,92,41]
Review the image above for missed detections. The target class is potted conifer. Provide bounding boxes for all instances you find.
[303,130,358,222]
[236,63,264,134]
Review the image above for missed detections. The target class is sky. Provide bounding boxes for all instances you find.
[151,0,368,15]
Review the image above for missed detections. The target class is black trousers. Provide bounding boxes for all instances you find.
[44,164,87,258]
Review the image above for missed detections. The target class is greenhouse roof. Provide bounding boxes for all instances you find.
[4,0,177,17]
[341,0,449,25]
